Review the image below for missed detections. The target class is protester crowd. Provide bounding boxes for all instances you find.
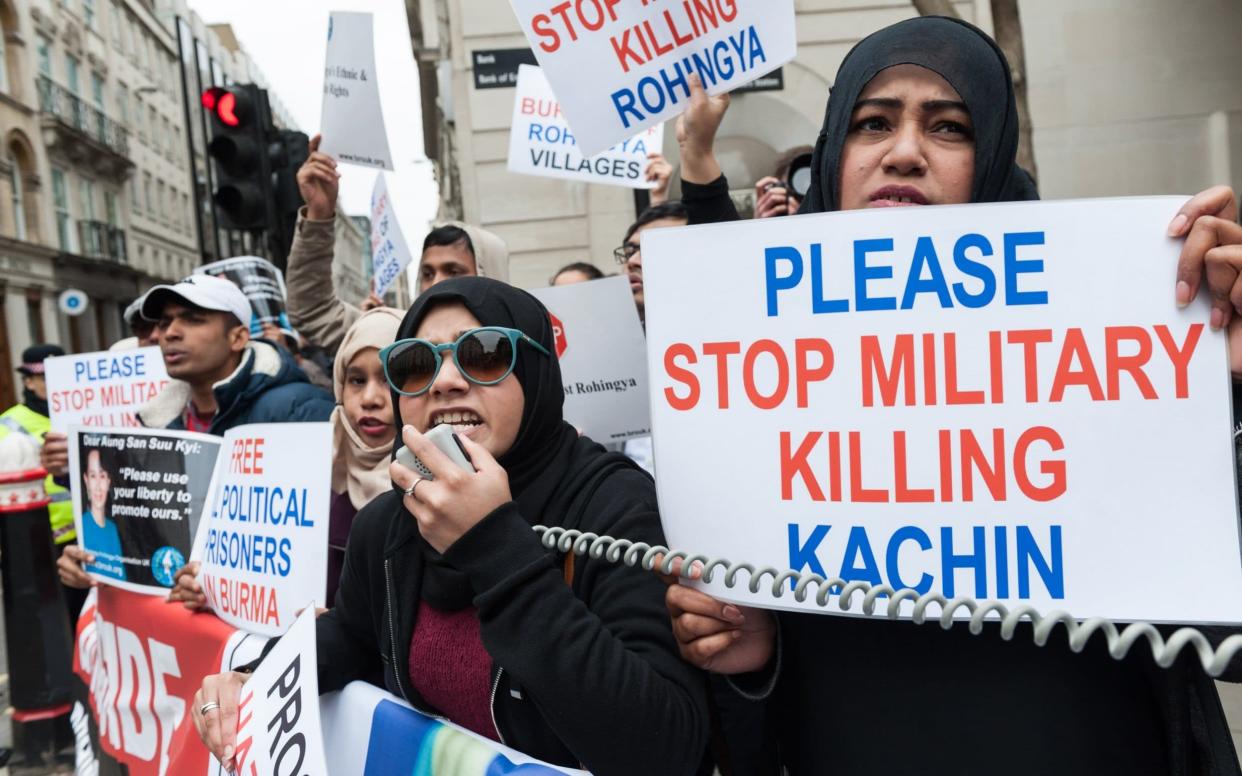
[3,13,1242,776]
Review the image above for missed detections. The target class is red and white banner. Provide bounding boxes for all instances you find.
[73,586,267,775]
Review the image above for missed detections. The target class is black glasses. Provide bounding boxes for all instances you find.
[380,327,551,397]
[612,243,640,264]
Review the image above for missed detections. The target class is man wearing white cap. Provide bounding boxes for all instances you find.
[135,275,333,434]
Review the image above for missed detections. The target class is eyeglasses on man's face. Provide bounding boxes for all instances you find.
[612,242,641,264]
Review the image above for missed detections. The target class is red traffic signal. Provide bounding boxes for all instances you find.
[201,86,249,128]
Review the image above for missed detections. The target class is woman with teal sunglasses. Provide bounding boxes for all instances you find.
[192,276,708,776]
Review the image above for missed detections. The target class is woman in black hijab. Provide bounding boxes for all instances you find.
[668,15,1242,776]
[193,277,708,775]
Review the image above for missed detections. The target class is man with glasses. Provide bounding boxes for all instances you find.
[614,201,688,326]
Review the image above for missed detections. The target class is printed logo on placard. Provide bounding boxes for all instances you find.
[151,546,185,587]
[549,312,567,359]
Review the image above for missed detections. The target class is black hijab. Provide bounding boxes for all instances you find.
[799,15,1039,215]
[392,277,637,607]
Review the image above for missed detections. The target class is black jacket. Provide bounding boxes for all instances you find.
[314,469,709,775]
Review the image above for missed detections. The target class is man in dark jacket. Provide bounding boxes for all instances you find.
[136,275,334,433]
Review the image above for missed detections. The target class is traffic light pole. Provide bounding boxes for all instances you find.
[175,17,209,264]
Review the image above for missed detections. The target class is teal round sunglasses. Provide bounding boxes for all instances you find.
[380,326,551,397]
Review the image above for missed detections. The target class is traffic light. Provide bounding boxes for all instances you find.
[202,84,273,231]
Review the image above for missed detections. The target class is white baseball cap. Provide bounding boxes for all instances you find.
[140,275,253,329]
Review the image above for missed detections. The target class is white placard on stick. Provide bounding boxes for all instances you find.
[529,275,650,443]
[196,423,332,637]
[370,172,415,297]
[641,197,1242,624]
[509,0,796,155]
[507,65,664,189]
[231,607,328,776]
[319,11,394,170]
[46,347,169,433]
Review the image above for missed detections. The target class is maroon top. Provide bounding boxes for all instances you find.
[326,491,357,605]
[408,599,498,741]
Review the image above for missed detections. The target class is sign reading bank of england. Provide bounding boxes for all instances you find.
[508,0,796,155]
[642,197,1242,624]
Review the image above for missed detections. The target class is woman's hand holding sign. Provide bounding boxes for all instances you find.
[192,670,249,772]
[660,557,776,674]
[1169,186,1242,374]
[389,425,513,554]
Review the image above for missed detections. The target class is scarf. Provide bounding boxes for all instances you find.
[331,307,404,507]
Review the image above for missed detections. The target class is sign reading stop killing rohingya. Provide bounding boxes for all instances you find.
[196,423,331,637]
[641,197,1242,624]
[509,0,796,155]
[508,65,664,189]
[46,347,169,433]
[529,275,650,442]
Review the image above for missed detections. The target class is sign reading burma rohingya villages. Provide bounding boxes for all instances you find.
[508,64,664,189]
[642,197,1242,623]
[46,346,169,433]
[196,423,331,637]
[509,0,796,155]
[530,275,650,442]
[319,11,394,170]
[70,427,220,595]
[370,172,415,297]
[72,586,268,776]
[231,607,328,776]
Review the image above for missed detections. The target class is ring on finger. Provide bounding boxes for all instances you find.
[199,701,221,716]
[403,478,424,498]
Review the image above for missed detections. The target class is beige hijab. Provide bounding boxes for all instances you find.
[331,307,403,507]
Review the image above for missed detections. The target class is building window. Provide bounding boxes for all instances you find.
[134,94,145,141]
[143,173,152,215]
[104,191,116,226]
[65,54,80,94]
[90,71,104,109]
[37,37,51,77]
[83,0,96,29]
[109,1,121,47]
[0,16,9,94]
[148,106,157,148]
[129,177,138,210]
[26,294,44,343]
[117,82,128,125]
[7,148,25,241]
[156,180,165,222]
[51,168,71,251]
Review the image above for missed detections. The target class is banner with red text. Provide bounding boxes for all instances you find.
[642,197,1242,623]
[508,65,664,188]
[46,347,169,433]
[195,423,332,637]
[509,0,795,155]
[72,586,268,776]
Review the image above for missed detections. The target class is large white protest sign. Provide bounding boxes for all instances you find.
[370,173,415,296]
[508,65,664,189]
[319,11,394,170]
[231,607,328,776]
[642,197,1242,623]
[509,0,796,155]
[196,423,331,637]
[529,275,650,443]
[46,347,169,433]
[70,427,221,596]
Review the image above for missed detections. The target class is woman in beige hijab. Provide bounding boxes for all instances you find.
[168,306,403,607]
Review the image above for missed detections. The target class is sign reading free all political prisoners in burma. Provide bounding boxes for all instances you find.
[195,423,331,637]
[509,0,796,155]
[642,197,1242,624]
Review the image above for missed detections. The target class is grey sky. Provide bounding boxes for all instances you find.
[187,0,438,275]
